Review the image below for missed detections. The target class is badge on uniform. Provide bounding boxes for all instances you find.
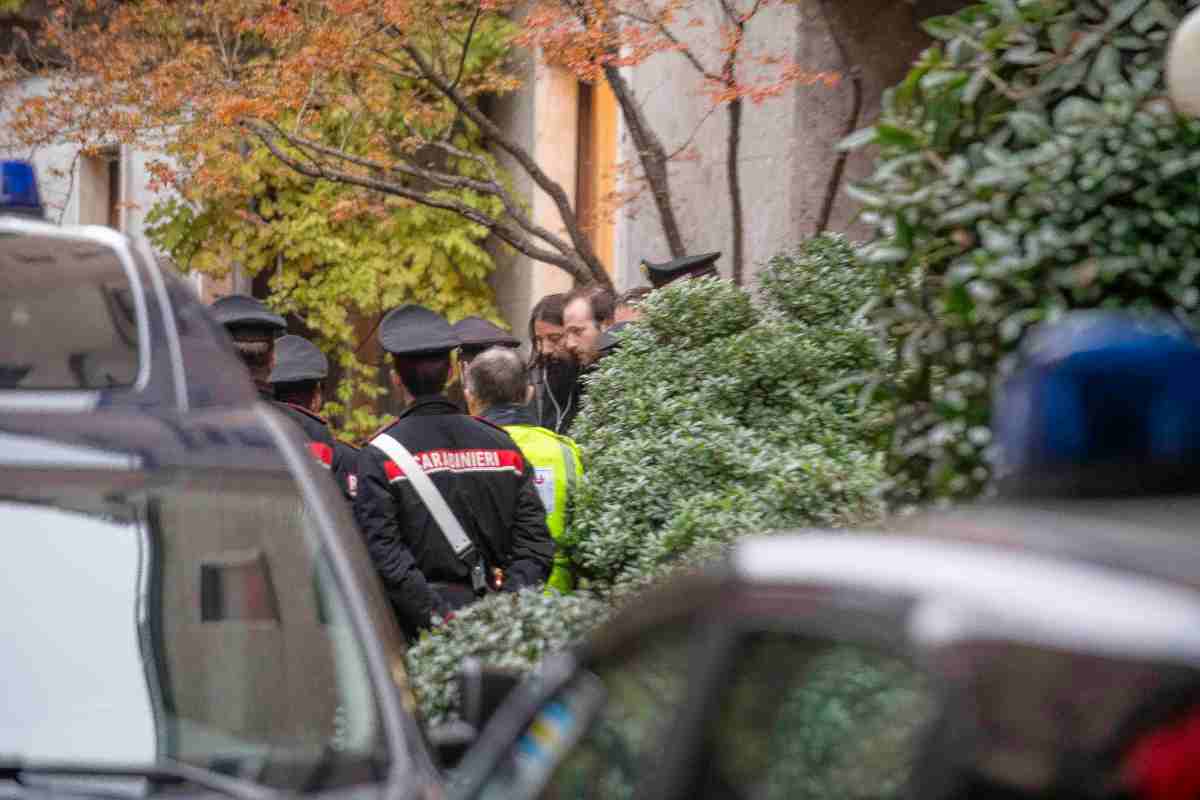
[533,467,556,514]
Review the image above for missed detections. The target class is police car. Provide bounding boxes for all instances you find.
[0,402,445,798]
[444,525,1200,800]
[0,160,255,413]
[0,161,451,798]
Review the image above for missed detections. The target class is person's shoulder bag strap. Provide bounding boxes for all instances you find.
[370,432,488,595]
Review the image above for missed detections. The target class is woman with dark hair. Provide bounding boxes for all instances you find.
[527,293,581,434]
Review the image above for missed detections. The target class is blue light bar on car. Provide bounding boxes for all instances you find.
[0,160,44,218]
[993,310,1200,496]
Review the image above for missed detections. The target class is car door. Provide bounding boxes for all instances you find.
[456,579,937,800]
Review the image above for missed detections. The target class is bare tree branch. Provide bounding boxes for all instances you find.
[259,119,505,196]
[602,62,687,259]
[400,41,612,285]
[449,2,483,93]
[55,150,82,226]
[614,10,719,81]
[255,119,586,266]
[250,123,595,283]
[815,0,862,235]
[666,102,720,160]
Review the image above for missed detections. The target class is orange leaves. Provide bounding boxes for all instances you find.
[518,0,686,79]
[703,65,840,105]
[213,97,276,125]
[518,0,834,109]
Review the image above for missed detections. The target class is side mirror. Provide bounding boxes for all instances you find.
[428,719,478,770]
[459,657,524,733]
[428,658,525,770]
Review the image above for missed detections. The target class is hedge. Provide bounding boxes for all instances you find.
[845,0,1200,506]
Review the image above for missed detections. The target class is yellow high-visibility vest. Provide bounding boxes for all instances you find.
[502,423,583,593]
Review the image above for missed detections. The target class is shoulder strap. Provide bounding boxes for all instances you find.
[370,432,475,560]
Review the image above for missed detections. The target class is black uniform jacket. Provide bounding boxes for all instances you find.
[353,395,554,634]
[274,402,356,502]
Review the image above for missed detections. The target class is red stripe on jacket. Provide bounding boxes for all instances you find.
[308,442,334,468]
[382,448,523,483]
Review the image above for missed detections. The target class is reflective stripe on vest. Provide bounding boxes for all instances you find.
[559,440,576,498]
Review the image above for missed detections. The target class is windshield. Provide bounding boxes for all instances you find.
[0,468,387,790]
[0,232,141,389]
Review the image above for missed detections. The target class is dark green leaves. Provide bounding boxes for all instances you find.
[568,238,887,594]
[838,0,1200,506]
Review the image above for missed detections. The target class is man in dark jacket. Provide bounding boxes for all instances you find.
[528,293,580,435]
[270,334,358,502]
[354,304,554,638]
[556,286,617,434]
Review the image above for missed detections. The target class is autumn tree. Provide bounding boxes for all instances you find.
[145,135,508,438]
[3,0,837,288]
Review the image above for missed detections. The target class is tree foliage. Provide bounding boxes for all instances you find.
[845,0,1200,506]
[2,0,838,286]
[567,235,887,595]
[145,131,506,438]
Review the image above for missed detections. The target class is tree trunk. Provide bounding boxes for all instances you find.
[726,96,745,286]
[602,64,687,259]
[815,0,864,236]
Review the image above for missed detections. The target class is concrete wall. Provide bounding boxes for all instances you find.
[0,77,207,293]
[488,50,582,338]
[613,0,934,290]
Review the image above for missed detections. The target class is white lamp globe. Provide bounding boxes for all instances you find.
[1168,6,1200,116]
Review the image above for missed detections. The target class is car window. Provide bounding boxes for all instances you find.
[695,635,936,800]
[478,624,695,800]
[0,469,388,790]
[0,233,140,389]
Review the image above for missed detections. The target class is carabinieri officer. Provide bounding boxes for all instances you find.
[353,305,554,638]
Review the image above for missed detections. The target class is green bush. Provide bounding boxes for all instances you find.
[405,590,609,724]
[406,236,888,724]
[568,235,887,595]
[846,0,1200,506]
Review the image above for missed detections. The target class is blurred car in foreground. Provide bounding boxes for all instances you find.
[0,159,454,799]
[450,523,1200,800]
[0,404,443,798]
[449,302,1200,798]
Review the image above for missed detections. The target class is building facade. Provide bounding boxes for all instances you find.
[1,0,957,339]
[486,0,949,330]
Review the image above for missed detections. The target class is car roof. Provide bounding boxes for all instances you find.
[0,215,256,414]
[0,406,289,475]
[892,497,1200,592]
[733,532,1200,666]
